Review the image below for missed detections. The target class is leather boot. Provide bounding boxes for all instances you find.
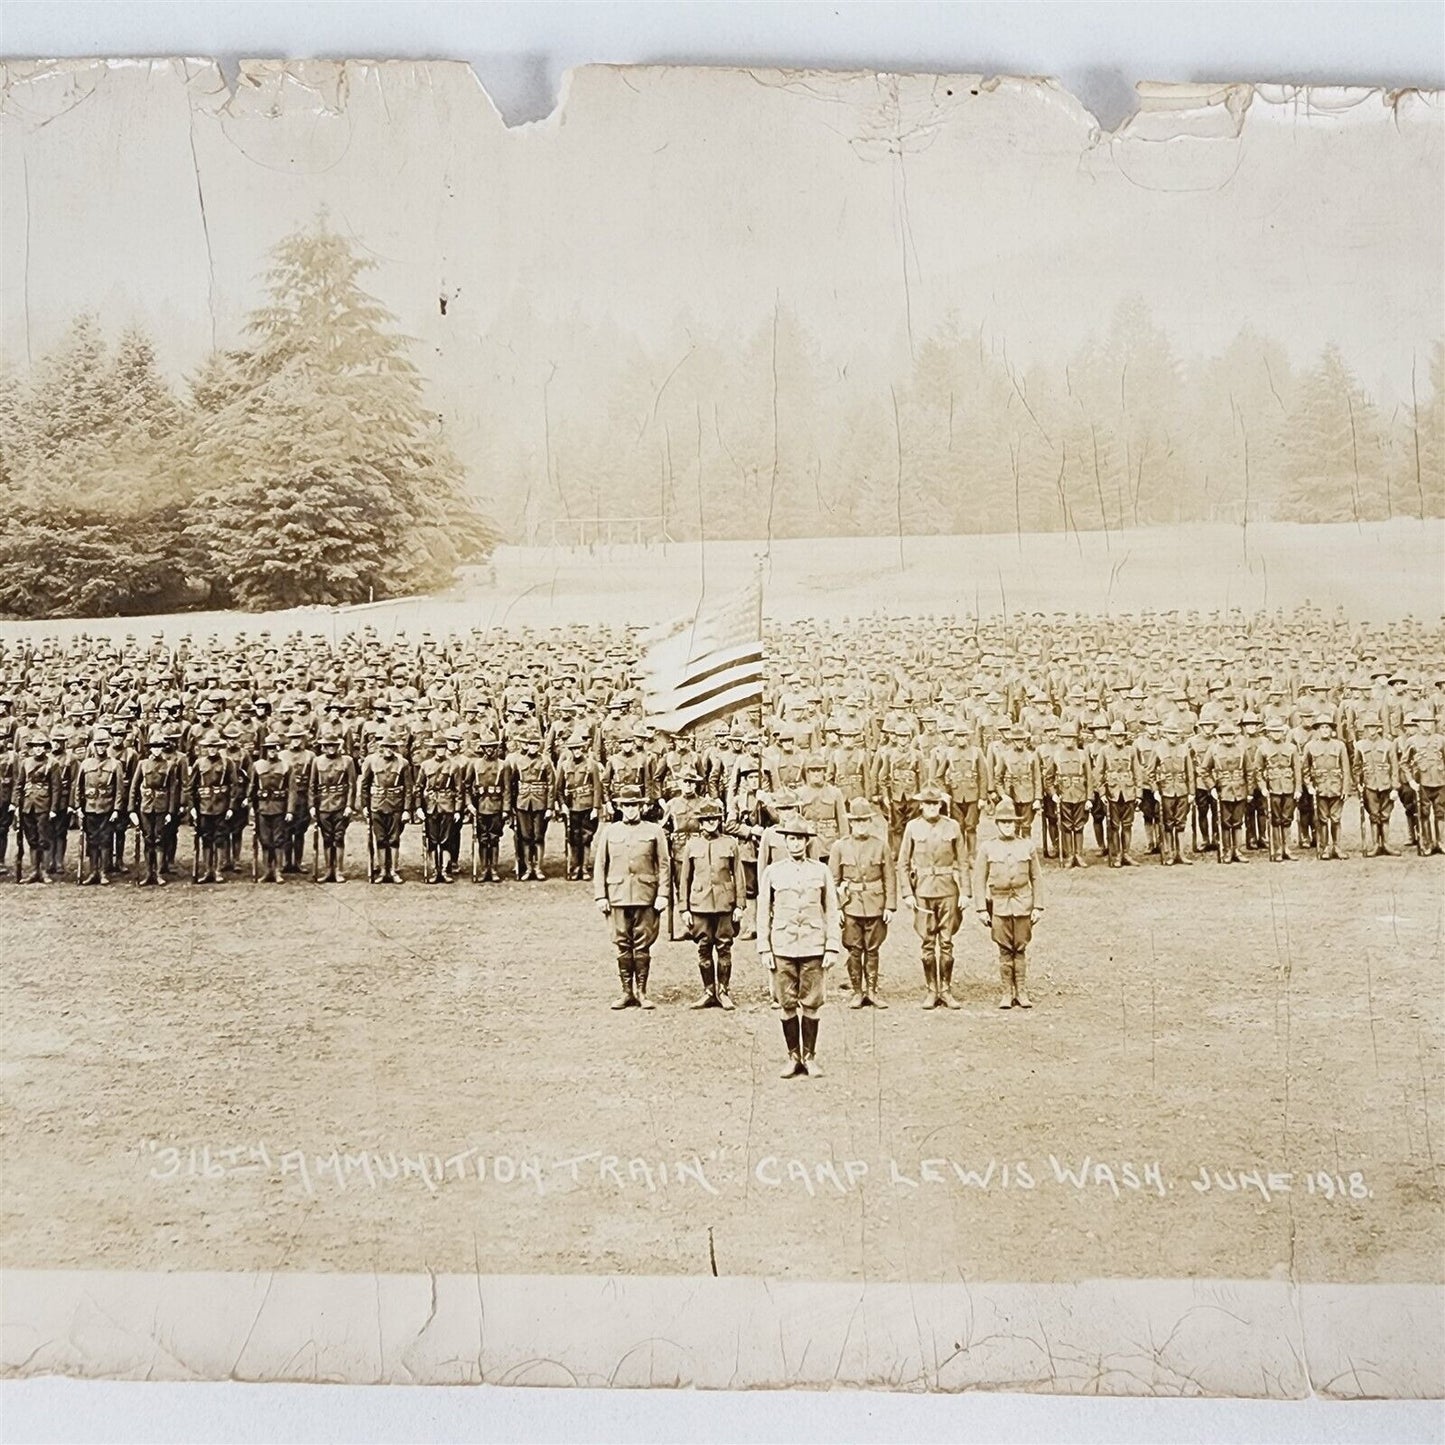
[938,955,960,1008]
[635,959,656,1009]
[1072,830,1087,867]
[610,960,636,1009]
[1092,814,1105,853]
[999,961,1015,1009]
[780,1017,805,1077]
[1176,830,1193,864]
[800,1016,820,1076]
[717,956,735,1010]
[865,960,887,1007]
[1014,955,1033,1008]
[920,955,939,1008]
[691,961,716,1008]
[1280,825,1295,860]
[847,957,866,1008]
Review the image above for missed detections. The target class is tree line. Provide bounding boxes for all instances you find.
[463,297,1445,545]
[0,218,499,619]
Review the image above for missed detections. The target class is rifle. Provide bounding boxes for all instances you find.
[1190,797,1199,856]
[1358,790,1367,854]
[193,818,201,883]
[311,821,321,882]
[14,807,22,882]
[366,808,376,882]
[471,812,479,883]
[75,811,85,884]
[250,824,258,883]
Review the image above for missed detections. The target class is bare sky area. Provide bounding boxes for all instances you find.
[2,62,1441,397]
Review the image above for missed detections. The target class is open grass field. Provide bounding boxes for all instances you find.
[3,813,1441,1287]
[2,520,1442,638]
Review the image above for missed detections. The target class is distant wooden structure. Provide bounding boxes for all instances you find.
[540,516,677,548]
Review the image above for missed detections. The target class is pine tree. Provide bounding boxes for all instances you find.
[190,213,497,609]
[1279,344,1386,523]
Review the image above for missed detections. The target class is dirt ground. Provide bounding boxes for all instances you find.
[3,811,1441,1286]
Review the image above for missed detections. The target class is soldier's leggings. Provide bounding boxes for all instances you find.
[990,910,1032,963]
[1194,788,1217,846]
[1362,788,1394,826]
[514,806,547,848]
[1139,788,1159,826]
[912,895,960,972]
[0,804,11,862]
[1417,784,1444,849]
[286,809,311,866]
[20,811,48,866]
[81,811,113,872]
[1296,790,1316,845]
[1159,794,1190,831]
[1106,797,1135,860]
[253,812,286,850]
[842,914,887,983]
[692,910,736,968]
[48,813,69,870]
[1268,793,1296,828]
[610,904,660,975]
[138,812,167,848]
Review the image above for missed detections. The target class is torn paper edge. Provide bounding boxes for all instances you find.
[2,1271,1441,1396]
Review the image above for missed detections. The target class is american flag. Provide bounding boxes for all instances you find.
[640,566,765,736]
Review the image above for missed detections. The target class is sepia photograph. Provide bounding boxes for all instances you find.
[1,14,1443,1423]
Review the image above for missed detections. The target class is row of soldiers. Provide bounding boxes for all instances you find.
[2,606,1443,891]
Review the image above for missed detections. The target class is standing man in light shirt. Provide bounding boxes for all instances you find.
[757,817,842,1079]
[972,798,1044,1010]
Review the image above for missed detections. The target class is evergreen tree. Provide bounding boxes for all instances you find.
[190,213,497,609]
[1279,344,1387,523]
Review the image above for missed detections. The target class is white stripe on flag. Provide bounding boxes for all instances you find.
[644,657,765,717]
[648,678,764,737]
[641,639,764,697]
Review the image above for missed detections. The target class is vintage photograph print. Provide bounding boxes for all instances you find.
[0,60,1442,1395]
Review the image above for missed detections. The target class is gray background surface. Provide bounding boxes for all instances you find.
[2,2,1443,1441]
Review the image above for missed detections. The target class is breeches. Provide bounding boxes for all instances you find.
[775,955,825,1017]
[1362,788,1394,824]
[1059,800,1088,831]
[370,810,404,846]
[254,813,286,849]
[990,911,1032,961]
[610,905,660,962]
[1268,793,1296,826]
[692,910,735,959]
[514,807,547,844]
[1159,794,1190,830]
[842,914,887,966]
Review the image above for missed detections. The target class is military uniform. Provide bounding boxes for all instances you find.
[1353,728,1400,856]
[593,793,671,1009]
[896,789,967,1008]
[972,801,1044,1009]
[74,743,124,884]
[15,743,59,882]
[1401,718,1445,855]
[828,801,897,1007]
[1302,722,1351,860]
[192,744,238,883]
[757,819,841,1077]
[1149,732,1196,865]
[679,806,746,1007]
[360,745,414,883]
[1256,729,1303,861]
[469,742,508,881]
